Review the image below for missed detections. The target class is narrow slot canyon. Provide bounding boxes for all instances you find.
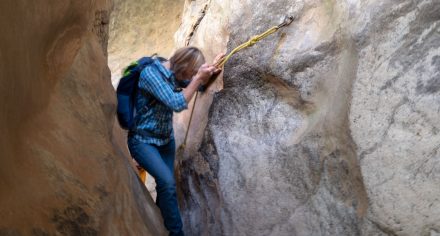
[1,0,439,236]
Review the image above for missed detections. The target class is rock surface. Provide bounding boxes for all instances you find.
[0,1,165,235]
[172,0,440,235]
[350,1,440,235]
[6,0,437,235]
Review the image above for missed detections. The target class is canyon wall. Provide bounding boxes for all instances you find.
[0,1,166,235]
[173,0,440,235]
[3,0,437,235]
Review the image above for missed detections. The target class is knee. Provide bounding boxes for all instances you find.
[156,177,176,193]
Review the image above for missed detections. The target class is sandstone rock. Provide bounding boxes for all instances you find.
[173,0,440,235]
[173,0,229,154]
[0,1,165,235]
[350,1,440,235]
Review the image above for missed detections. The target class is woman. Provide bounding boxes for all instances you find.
[128,46,224,236]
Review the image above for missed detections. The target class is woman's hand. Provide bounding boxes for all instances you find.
[213,53,226,68]
[193,53,226,88]
[183,64,216,102]
[194,63,217,84]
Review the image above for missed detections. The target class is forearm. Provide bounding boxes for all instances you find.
[183,76,203,103]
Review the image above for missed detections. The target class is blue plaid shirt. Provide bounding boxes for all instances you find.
[128,59,188,145]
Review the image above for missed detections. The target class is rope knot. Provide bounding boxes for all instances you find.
[248,36,259,46]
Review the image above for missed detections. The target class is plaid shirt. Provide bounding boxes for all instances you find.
[128,59,187,145]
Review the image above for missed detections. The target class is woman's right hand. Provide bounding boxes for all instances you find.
[195,63,217,84]
[183,63,216,103]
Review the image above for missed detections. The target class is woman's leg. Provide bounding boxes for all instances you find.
[158,139,176,174]
[128,139,183,236]
[155,139,175,211]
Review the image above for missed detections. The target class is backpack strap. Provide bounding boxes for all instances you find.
[135,55,167,109]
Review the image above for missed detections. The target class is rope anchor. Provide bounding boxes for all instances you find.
[278,16,295,28]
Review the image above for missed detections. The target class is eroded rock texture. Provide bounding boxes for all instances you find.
[350,1,440,235]
[174,0,440,235]
[0,1,165,235]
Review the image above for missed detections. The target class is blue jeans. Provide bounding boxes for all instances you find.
[128,138,184,236]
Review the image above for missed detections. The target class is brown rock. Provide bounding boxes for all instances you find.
[0,1,165,235]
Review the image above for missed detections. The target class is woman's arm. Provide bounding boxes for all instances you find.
[139,68,188,112]
[182,63,217,102]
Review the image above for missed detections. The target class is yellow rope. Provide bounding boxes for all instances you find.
[179,91,199,150]
[179,16,294,151]
[215,26,279,68]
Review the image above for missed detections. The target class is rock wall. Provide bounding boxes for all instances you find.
[173,0,229,156]
[173,0,440,235]
[0,1,166,235]
[350,1,440,235]
[15,0,435,235]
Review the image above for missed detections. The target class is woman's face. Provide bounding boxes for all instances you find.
[177,66,199,81]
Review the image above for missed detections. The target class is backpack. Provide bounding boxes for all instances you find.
[116,56,165,130]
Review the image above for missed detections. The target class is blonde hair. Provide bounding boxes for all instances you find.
[169,47,205,77]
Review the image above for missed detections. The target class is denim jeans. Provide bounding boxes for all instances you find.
[128,137,184,236]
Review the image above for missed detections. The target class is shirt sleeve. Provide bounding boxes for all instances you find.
[138,66,188,112]
[178,78,206,92]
